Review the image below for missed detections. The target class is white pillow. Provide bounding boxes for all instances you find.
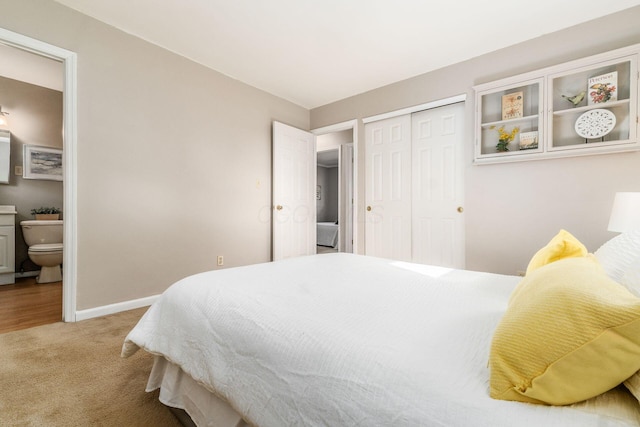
[594,230,640,295]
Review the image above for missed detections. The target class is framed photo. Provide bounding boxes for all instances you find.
[23,145,63,181]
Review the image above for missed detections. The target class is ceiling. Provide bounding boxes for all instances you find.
[40,0,640,109]
[317,150,339,168]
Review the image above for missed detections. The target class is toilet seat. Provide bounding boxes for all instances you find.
[29,243,63,253]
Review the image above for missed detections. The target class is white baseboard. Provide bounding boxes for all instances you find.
[75,294,160,321]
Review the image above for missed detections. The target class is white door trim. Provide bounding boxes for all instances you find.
[0,27,78,322]
[311,119,359,254]
[362,94,466,124]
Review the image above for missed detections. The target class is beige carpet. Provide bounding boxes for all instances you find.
[0,307,182,426]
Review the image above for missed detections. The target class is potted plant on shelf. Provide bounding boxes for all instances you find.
[490,125,520,152]
[31,206,61,220]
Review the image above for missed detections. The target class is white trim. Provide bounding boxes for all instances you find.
[311,119,360,254]
[0,27,78,322]
[362,94,467,124]
[75,294,160,322]
[311,119,357,135]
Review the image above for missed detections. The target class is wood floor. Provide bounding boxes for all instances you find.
[0,277,62,334]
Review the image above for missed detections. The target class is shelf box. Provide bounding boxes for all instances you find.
[474,44,640,164]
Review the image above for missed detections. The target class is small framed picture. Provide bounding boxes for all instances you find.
[23,145,63,181]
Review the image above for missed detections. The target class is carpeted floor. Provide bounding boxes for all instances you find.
[0,307,182,426]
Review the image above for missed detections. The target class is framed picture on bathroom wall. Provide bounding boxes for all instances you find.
[23,145,63,181]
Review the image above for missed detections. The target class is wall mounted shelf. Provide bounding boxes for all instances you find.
[474,44,640,164]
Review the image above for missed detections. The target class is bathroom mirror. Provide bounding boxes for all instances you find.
[0,130,9,184]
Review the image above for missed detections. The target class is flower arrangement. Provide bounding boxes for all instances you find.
[589,82,616,104]
[490,125,520,152]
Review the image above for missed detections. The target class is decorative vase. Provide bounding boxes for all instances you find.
[35,214,60,220]
[496,140,510,152]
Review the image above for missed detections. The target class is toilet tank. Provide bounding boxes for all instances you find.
[20,220,63,246]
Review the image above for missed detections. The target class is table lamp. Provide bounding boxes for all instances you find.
[608,192,640,232]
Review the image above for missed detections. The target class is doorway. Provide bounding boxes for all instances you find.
[316,148,339,253]
[312,120,358,254]
[0,27,78,324]
[0,44,64,332]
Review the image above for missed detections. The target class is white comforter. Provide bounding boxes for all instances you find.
[123,253,640,426]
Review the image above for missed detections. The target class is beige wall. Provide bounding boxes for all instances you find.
[0,0,308,310]
[311,6,640,275]
[0,76,63,273]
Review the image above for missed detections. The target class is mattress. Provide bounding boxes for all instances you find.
[123,253,640,426]
[316,221,338,247]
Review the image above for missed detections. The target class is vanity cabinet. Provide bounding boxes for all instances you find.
[0,206,16,285]
[474,44,640,164]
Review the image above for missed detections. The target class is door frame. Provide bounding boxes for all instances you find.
[312,119,359,253]
[0,27,78,322]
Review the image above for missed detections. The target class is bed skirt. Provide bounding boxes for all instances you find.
[147,356,249,427]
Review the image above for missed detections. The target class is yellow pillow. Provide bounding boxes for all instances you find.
[490,256,640,405]
[525,229,587,276]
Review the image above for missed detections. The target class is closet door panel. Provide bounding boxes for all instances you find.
[364,115,412,261]
[412,103,465,268]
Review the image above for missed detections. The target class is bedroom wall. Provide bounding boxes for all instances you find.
[0,0,309,310]
[310,6,640,275]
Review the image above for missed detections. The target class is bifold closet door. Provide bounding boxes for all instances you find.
[364,115,412,261]
[411,103,465,268]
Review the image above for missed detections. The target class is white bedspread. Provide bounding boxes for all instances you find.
[316,221,338,247]
[123,253,640,426]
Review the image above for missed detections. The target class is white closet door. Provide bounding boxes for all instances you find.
[411,103,465,268]
[364,115,412,261]
[272,121,317,261]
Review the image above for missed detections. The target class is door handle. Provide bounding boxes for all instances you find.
[457,206,464,213]
[276,205,283,211]
[366,206,372,211]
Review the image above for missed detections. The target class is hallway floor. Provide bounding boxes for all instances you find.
[0,276,62,334]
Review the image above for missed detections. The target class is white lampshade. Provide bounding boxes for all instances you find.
[608,192,640,232]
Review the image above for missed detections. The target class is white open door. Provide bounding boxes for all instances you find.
[272,121,317,261]
[341,143,354,253]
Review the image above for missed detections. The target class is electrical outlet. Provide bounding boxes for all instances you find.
[217,255,224,266]
[15,165,22,175]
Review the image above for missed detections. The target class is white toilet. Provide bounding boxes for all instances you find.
[20,220,63,283]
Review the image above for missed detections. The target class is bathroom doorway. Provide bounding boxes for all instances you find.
[314,124,356,255]
[0,29,75,331]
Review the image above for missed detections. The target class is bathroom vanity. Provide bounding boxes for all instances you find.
[0,205,17,285]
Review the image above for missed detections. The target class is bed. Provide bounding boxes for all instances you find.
[122,230,640,427]
[316,221,338,248]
